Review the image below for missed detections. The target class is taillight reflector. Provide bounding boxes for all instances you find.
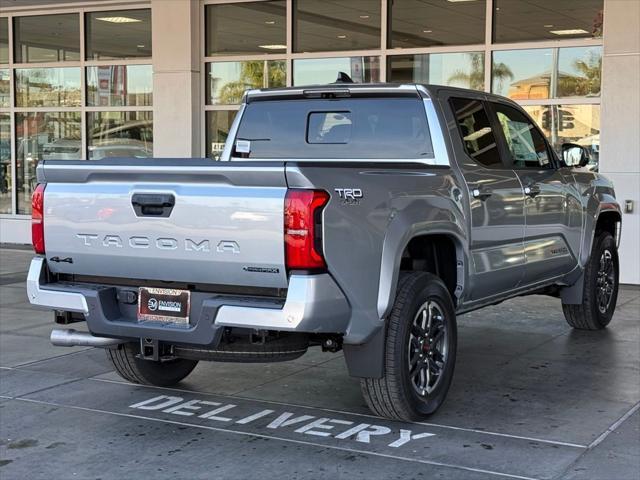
[32,184,46,254]
[284,189,329,270]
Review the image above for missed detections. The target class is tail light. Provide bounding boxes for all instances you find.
[31,184,46,254]
[284,189,329,270]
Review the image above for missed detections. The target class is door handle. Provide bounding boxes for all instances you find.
[471,187,493,201]
[131,193,175,217]
[524,184,541,198]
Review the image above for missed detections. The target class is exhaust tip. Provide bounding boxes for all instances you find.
[50,329,124,348]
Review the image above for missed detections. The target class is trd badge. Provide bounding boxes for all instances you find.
[334,188,363,205]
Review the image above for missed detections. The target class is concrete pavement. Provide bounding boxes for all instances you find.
[1,247,638,479]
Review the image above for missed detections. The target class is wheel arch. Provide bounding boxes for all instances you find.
[562,199,621,305]
[377,227,467,320]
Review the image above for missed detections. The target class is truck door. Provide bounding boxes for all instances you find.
[444,94,526,301]
[488,100,579,285]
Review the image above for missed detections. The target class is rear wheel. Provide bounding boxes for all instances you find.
[562,231,619,330]
[361,272,457,421]
[106,343,198,387]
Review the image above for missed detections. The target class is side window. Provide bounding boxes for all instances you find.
[449,97,503,168]
[492,103,552,169]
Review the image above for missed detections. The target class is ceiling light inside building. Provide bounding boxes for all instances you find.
[550,29,589,35]
[544,24,554,28]
[337,35,347,39]
[258,44,287,50]
[359,15,370,19]
[96,16,142,23]
[447,0,478,2]
[265,20,276,25]
[423,29,433,33]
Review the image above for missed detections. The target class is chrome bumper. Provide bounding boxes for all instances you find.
[26,257,350,343]
[27,257,88,313]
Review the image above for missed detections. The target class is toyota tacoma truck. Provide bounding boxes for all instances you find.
[27,83,622,421]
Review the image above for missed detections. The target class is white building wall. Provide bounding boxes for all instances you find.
[600,0,640,284]
[150,0,201,158]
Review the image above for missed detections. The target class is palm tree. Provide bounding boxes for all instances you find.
[490,62,514,93]
[447,53,485,90]
[217,61,286,104]
[557,52,602,97]
[447,53,514,93]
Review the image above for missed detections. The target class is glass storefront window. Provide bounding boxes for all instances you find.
[493,0,603,43]
[206,60,286,105]
[0,69,9,107]
[0,113,10,214]
[523,104,601,171]
[14,14,80,63]
[16,67,81,107]
[557,47,602,98]
[205,1,286,56]
[294,0,380,53]
[389,0,485,48]
[0,18,8,64]
[87,65,152,107]
[206,110,238,159]
[86,9,152,60]
[15,111,81,214]
[293,56,380,86]
[87,111,153,160]
[492,49,553,100]
[388,52,485,90]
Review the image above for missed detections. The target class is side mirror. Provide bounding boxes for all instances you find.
[562,143,590,167]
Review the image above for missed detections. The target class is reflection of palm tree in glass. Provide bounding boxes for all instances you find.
[446,53,513,92]
[557,53,601,97]
[447,53,485,90]
[218,61,286,104]
[491,62,514,93]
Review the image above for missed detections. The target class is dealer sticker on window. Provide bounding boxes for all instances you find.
[138,287,190,324]
[235,140,251,154]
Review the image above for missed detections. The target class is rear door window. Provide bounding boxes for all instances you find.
[449,97,503,168]
[234,97,433,159]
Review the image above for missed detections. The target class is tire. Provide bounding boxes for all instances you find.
[562,231,619,330]
[360,272,457,421]
[106,343,198,387]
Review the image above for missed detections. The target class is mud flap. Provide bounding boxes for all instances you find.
[560,270,585,305]
[343,327,385,378]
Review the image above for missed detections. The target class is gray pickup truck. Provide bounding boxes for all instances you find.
[27,83,621,421]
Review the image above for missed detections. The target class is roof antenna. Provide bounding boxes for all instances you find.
[334,72,354,84]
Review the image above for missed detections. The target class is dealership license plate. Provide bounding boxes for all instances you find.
[138,287,190,324]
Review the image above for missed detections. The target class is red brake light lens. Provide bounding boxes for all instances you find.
[284,189,329,270]
[32,184,46,254]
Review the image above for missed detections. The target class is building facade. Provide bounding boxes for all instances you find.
[0,0,638,283]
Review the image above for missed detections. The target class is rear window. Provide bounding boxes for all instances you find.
[234,98,433,159]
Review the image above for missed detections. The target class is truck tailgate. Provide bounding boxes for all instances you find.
[39,160,288,289]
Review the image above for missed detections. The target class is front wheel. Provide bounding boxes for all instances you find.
[562,231,619,330]
[106,343,198,387]
[361,272,457,421]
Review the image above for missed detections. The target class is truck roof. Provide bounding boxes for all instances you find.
[244,83,515,104]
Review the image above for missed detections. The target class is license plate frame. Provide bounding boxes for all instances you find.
[138,287,191,324]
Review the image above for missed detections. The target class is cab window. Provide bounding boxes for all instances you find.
[492,102,552,169]
[449,97,503,168]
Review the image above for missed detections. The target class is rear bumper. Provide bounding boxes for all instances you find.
[27,257,350,346]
